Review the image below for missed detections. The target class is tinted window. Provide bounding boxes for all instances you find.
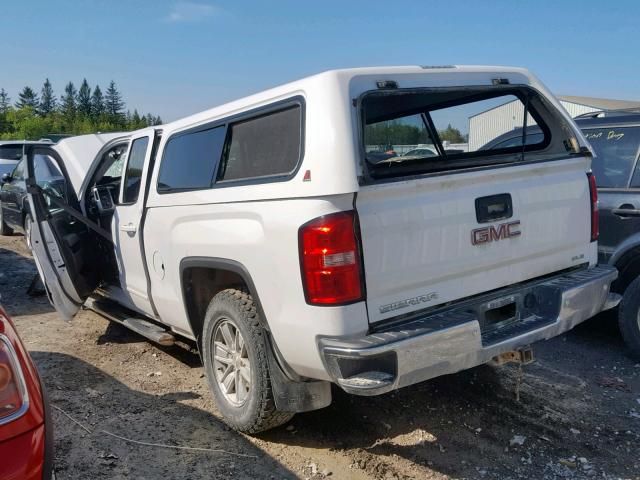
[123,137,149,203]
[32,154,66,212]
[34,154,62,182]
[584,127,640,188]
[491,132,545,149]
[361,89,570,180]
[12,159,26,179]
[0,145,23,161]
[217,105,302,182]
[0,162,18,177]
[158,126,226,192]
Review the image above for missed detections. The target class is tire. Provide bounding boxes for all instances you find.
[201,289,294,434]
[0,202,13,236]
[618,275,640,358]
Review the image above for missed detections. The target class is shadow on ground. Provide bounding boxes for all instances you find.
[0,246,54,316]
[34,351,296,480]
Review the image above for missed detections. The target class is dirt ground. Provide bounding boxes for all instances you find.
[1,234,639,480]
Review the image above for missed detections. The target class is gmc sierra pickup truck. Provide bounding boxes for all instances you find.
[22,66,620,433]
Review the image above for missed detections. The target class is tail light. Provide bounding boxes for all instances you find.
[299,211,365,305]
[588,172,599,242]
[0,335,29,424]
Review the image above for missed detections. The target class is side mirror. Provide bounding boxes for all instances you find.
[1,173,11,184]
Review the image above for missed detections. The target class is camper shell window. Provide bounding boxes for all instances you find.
[361,86,581,181]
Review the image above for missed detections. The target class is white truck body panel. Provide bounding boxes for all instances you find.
[27,65,617,390]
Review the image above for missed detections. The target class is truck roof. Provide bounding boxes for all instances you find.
[159,65,539,135]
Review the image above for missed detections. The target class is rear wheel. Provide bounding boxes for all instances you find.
[201,289,293,434]
[618,275,640,358]
[0,202,13,236]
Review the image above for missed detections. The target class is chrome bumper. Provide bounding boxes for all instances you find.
[318,265,619,395]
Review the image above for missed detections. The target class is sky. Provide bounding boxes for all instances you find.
[2,0,640,122]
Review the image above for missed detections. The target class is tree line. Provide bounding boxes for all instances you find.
[0,78,162,140]
[365,121,468,148]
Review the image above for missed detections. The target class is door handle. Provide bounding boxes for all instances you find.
[120,223,137,233]
[612,208,640,218]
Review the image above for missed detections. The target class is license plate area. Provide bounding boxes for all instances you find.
[478,295,520,331]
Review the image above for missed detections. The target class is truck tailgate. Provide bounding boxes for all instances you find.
[357,156,594,323]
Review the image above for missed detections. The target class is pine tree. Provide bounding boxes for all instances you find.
[105,80,124,124]
[91,85,104,120]
[145,113,154,126]
[61,82,78,123]
[77,79,92,118]
[0,89,10,114]
[39,79,57,115]
[132,109,142,127]
[154,115,162,126]
[15,86,39,111]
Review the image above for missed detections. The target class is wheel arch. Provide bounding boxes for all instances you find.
[610,242,640,294]
[179,257,270,350]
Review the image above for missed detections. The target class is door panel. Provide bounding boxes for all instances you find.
[111,131,156,316]
[1,160,26,228]
[25,148,98,320]
[598,190,640,263]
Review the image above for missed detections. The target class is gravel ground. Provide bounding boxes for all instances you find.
[1,233,639,479]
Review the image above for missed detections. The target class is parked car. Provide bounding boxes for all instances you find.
[0,142,27,185]
[0,143,61,237]
[481,111,640,357]
[403,146,437,157]
[574,111,640,356]
[23,66,619,433]
[0,305,53,479]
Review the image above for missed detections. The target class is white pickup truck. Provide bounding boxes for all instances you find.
[23,66,619,433]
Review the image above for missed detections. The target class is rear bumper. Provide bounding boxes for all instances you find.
[318,265,619,395]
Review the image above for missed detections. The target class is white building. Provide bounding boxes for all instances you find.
[469,95,640,151]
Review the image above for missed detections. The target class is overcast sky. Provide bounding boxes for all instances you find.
[2,0,639,122]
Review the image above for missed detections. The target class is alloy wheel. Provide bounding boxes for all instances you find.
[213,319,251,406]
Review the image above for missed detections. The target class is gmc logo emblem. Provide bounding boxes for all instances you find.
[471,220,521,245]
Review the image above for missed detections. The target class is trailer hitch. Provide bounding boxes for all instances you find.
[491,346,534,366]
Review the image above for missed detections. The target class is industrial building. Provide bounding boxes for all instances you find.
[468,95,640,151]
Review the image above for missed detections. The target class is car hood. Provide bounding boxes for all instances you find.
[51,133,129,196]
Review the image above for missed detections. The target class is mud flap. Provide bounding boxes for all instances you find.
[266,344,332,413]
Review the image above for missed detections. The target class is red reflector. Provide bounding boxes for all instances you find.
[588,173,598,242]
[0,336,27,422]
[299,211,364,305]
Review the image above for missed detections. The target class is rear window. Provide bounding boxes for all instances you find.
[362,87,579,180]
[583,127,640,188]
[216,105,302,182]
[0,145,23,161]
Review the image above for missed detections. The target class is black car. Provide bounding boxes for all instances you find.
[481,111,640,356]
[0,152,64,237]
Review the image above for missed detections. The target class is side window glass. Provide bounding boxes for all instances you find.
[12,159,26,180]
[217,105,302,182]
[32,154,66,213]
[157,126,226,192]
[123,137,149,204]
[629,154,640,188]
[586,127,640,188]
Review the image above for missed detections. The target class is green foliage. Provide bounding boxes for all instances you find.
[365,121,468,148]
[0,79,162,140]
[39,79,57,115]
[15,86,39,111]
[77,79,92,118]
[438,124,467,143]
[365,121,430,146]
